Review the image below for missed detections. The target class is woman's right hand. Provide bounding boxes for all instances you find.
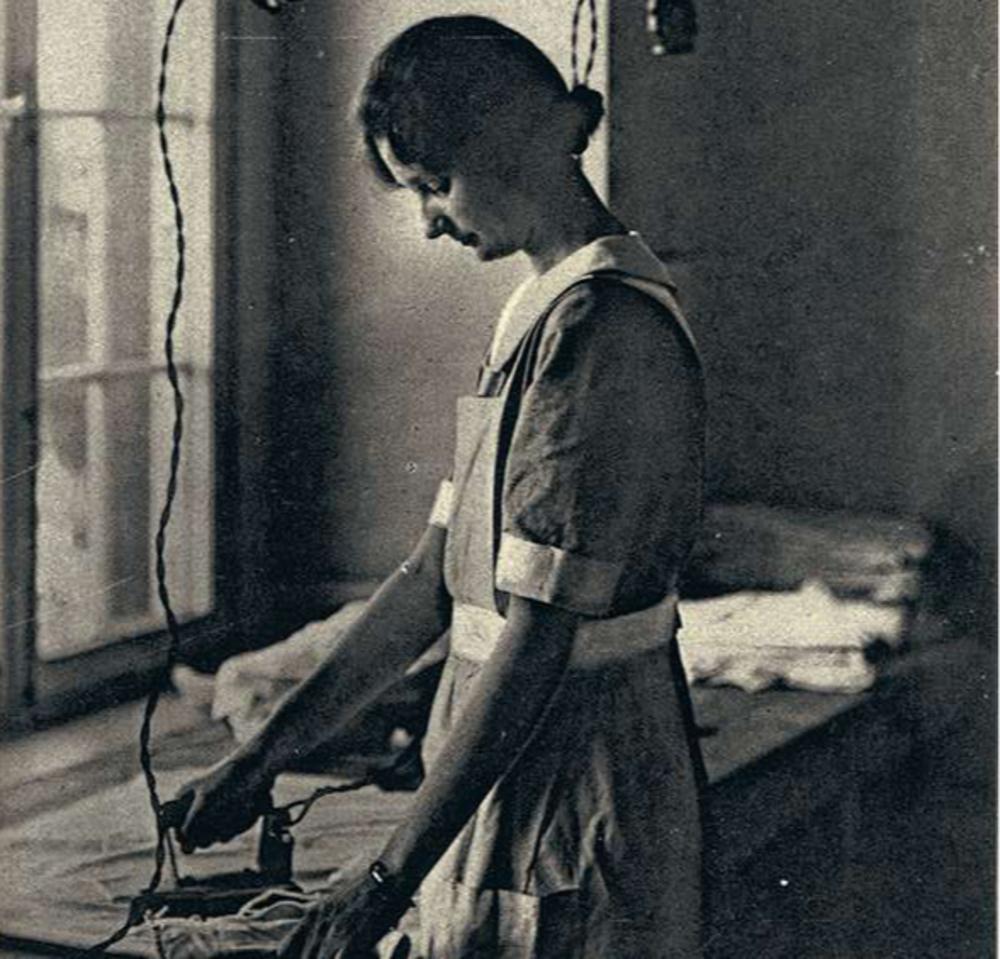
[172,753,274,853]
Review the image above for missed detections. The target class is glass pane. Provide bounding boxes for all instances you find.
[36,370,214,660]
[105,377,152,620]
[35,382,103,660]
[150,368,215,623]
[34,0,216,662]
[37,1,215,121]
[39,206,89,368]
[151,121,215,366]
[37,116,104,370]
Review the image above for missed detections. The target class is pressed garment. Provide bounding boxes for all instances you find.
[383,233,707,958]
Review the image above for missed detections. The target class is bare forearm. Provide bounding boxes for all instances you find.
[379,595,577,896]
[240,526,451,780]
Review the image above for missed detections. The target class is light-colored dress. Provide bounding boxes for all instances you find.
[385,233,707,958]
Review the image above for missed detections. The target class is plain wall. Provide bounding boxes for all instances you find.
[266,1,608,599]
[609,0,996,553]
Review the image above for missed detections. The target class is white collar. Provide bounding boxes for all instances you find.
[486,232,676,372]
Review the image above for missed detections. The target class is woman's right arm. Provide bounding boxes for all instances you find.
[176,521,451,851]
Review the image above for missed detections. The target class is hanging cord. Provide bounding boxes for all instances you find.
[570,0,599,87]
[144,0,189,892]
[84,0,188,952]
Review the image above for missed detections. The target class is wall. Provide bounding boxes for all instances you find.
[608,0,996,559]
[904,0,996,588]
[266,1,608,601]
[265,0,994,610]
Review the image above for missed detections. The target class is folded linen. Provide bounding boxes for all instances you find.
[678,580,906,694]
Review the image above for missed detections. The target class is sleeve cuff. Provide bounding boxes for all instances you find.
[428,479,455,529]
[495,533,622,616]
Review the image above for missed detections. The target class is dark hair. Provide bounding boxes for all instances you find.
[359,16,604,184]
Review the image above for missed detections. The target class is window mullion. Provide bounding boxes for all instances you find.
[0,0,39,729]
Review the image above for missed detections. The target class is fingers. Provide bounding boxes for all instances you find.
[160,795,192,832]
[178,790,208,854]
[279,903,327,959]
[277,911,310,959]
[305,903,339,959]
[180,797,248,852]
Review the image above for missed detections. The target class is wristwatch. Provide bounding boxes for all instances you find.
[368,859,412,916]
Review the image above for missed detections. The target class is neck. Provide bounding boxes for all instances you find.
[523,164,626,274]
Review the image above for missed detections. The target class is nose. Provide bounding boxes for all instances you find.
[420,193,450,239]
[425,214,450,240]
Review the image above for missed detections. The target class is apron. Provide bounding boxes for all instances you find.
[381,273,705,958]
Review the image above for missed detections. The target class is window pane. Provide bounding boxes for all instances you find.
[34,0,216,662]
[39,206,89,368]
[105,377,152,620]
[37,1,214,121]
[35,383,103,660]
[37,116,103,371]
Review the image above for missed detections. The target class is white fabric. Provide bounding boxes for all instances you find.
[211,602,369,742]
[485,231,696,373]
[428,479,455,529]
[450,594,679,669]
[494,532,621,615]
[678,580,906,694]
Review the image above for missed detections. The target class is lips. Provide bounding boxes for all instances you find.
[459,233,479,247]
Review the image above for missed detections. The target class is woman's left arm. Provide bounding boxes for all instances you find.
[281,595,577,959]
[380,594,578,885]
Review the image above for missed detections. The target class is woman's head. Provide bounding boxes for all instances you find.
[360,16,603,183]
[359,17,605,261]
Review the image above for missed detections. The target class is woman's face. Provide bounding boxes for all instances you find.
[375,137,531,262]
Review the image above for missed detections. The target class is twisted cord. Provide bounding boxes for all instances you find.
[143,0,189,893]
[85,0,188,950]
[278,778,372,827]
[570,0,599,87]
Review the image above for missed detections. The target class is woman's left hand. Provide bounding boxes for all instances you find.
[276,865,409,959]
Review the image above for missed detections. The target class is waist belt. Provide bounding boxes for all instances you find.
[449,595,679,670]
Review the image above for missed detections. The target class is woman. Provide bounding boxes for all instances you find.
[176,16,706,958]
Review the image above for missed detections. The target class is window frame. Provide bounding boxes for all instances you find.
[0,1,280,730]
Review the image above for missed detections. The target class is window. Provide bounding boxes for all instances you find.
[0,0,256,725]
[34,0,215,661]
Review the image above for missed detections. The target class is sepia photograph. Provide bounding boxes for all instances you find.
[0,1,995,956]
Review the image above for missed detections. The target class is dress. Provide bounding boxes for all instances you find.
[382,233,707,958]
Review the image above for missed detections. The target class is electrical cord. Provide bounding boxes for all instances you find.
[85,0,189,952]
[85,5,353,951]
[570,0,599,88]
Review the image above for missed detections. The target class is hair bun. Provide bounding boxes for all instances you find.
[567,85,604,153]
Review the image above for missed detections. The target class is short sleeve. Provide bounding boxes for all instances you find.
[495,280,704,617]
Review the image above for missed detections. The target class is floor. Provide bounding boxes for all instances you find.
[706,693,995,958]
